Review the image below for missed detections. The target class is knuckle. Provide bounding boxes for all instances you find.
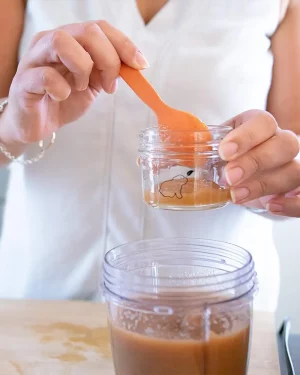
[51,29,67,49]
[86,53,94,69]
[110,56,121,71]
[260,112,278,133]
[76,22,86,31]
[242,126,257,144]
[79,54,94,75]
[280,130,300,158]
[248,154,261,174]
[81,21,99,34]
[79,22,109,44]
[42,68,56,86]
[97,19,110,30]
[31,31,48,46]
[257,178,269,197]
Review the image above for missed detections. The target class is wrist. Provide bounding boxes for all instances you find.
[0,99,56,165]
[0,102,26,159]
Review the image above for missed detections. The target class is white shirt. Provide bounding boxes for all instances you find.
[0,0,282,311]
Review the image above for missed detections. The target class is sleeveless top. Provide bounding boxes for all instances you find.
[0,0,284,311]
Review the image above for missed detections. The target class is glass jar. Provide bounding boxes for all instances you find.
[103,238,257,375]
[138,125,232,210]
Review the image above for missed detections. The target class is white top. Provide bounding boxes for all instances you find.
[0,0,283,311]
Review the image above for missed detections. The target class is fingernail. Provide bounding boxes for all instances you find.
[225,167,244,186]
[230,187,249,203]
[134,51,150,69]
[266,203,283,213]
[110,78,118,94]
[219,142,238,160]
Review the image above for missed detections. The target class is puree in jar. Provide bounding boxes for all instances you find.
[144,176,230,208]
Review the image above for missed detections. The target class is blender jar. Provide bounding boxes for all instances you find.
[138,125,232,210]
[103,238,258,375]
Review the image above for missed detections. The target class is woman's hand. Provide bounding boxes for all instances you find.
[266,188,300,217]
[0,20,148,147]
[219,110,300,208]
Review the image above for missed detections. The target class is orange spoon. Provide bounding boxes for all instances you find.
[119,63,208,132]
[119,63,211,168]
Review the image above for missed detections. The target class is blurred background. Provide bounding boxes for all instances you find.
[0,167,299,332]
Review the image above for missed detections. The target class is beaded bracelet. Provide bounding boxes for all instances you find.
[0,99,56,165]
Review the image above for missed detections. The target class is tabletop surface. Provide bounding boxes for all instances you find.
[0,300,280,375]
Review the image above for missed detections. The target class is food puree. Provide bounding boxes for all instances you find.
[144,177,230,208]
[110,319,250,375]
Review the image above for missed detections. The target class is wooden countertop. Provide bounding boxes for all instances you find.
[0,300,280,375]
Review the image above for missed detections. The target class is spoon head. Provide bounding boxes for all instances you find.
[157,108,212,168]
[158,108,208,132]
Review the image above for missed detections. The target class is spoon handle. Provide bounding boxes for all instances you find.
[119,63,165,114]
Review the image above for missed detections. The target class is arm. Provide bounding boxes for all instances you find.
[0,20,147,167]
[264,0,300,217]
[267,0,300,135]
[0,0,25,97]
[0,0,26,164]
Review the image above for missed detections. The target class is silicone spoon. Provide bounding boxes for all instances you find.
[119,63,208,132]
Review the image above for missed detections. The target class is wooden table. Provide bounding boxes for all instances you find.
[0,300,280,375]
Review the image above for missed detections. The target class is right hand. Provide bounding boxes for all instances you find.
[1,21,149,145]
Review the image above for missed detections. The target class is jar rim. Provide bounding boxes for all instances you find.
[140,125,232,136]
[103,238,257,306]
[139,125,232,154]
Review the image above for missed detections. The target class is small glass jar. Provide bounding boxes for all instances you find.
[138,125,232,210]
[103,238,257,375]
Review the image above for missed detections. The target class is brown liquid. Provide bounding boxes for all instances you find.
[110,322,250,375]
[144,178,230,208]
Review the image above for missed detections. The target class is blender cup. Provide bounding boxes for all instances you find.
[103,238,258,375]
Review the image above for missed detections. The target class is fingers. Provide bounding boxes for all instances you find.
[15,67,71,102]
[267,196,300,217]
[230,160,300,204]
[219,109,300,204]
[21,28,95,92]
[20,21,149,94]
[224,130,299,186]
[266,187,300,217]
[63,22,122,92]
[96,20,149,69]
[219,111,278,161]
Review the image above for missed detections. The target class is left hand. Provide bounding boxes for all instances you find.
[266,188,300,217]
[219,110,300,206]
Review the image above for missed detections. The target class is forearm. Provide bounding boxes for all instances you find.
[267,0,300,134]
[0,0,25,97]
[247,1,300,210]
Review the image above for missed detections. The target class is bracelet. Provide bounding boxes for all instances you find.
[0,99,56,165]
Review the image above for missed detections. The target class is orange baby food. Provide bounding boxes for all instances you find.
[144,177,230,208]
[110,312,250,375]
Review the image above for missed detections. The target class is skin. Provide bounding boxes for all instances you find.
[137,0,169,24]
[0,0,25,98]
[0,0,300,217]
